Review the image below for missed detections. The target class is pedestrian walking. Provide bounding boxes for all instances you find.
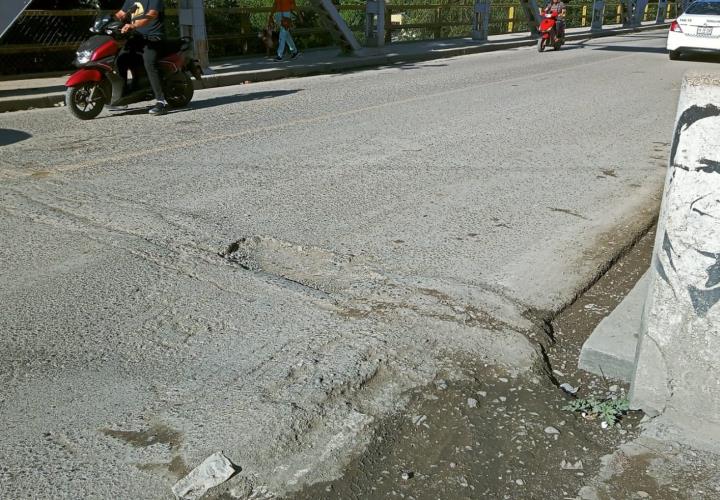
[270,0,300,61]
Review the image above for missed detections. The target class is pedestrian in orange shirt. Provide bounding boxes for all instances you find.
[270,0,300,61]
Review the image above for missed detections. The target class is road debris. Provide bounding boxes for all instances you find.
[560,383,578,395]
[544,426,561,439]
[560,459,584,471]
[413,415,428,427]
[172,452,239,500]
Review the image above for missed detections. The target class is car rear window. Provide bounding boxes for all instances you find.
[685,1,720,14]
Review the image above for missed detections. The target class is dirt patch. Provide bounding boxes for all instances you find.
[289,231,657,500]
[137,455,189,480]
[101,423,183,450]
[293,364,642,500]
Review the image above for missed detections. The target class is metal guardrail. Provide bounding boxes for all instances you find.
[0,1,675,75]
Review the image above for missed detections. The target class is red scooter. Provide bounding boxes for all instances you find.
[65,14,203,119]
[537,11,564,52]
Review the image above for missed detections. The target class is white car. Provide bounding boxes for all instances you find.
[667,0,720,59]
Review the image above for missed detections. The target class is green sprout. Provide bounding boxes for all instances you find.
[564,397,630,425]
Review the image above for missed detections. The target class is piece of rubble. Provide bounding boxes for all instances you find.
[560,383,578,395]
[467,398,478,408]
[413,415,427,427]
[172,452,239,500]
[560,459,583,470]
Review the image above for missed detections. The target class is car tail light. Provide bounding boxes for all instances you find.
[670,21,683,32]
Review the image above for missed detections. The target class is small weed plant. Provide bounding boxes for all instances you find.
[564,397,630,425]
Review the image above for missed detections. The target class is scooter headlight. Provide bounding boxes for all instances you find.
[76,49,92,65]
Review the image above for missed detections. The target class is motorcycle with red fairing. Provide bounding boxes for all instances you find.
[537,11,565,52]
[65,13,203,119]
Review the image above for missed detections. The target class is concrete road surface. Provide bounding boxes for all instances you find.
[0,32,710,498]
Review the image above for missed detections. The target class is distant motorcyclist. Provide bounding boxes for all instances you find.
[540,0,566,37]
[114,0,168,115]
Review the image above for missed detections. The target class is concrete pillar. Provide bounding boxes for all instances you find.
[630,72,720,449]
[179,0,211,73]
[365,0,386,47]
[471,0,491,41]
[590,0,605,32]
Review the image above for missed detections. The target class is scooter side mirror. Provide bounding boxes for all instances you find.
[104,20,123,34]
[90,14,114,33]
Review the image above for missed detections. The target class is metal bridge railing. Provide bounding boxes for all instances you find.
[0,1,675,76]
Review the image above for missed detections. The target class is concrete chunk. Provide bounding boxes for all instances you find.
[578,271,649,382]
[172,452,239,500]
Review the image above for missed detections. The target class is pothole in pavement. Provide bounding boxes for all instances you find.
[219,235,374,294]
[289,229,655,499]
[218,235,534,335]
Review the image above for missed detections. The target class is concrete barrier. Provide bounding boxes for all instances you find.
[629,71,720,450]
[579,271,649,382]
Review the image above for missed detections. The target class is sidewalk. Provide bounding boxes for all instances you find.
[0,22,668,113]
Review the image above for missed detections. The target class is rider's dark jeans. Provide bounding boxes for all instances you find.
[556,19,565,37]
[117,36,165,101]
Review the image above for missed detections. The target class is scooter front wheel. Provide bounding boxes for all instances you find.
[537,37,546,52]
[66,83,105,120]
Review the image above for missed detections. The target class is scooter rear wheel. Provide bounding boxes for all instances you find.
[66,83,105,120]
[165,72,194,108]
[538,38,546,52]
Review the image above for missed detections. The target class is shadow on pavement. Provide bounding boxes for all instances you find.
[327,61,449,78]
[675,53,720,63]
[103,89,302,118]
[0,129,32,146]
[189,89,302,110]
[591,45,669,53]
[544,45,584,52]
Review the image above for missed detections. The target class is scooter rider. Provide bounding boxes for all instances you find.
[540,0,567,38]
[114,0,168,116]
